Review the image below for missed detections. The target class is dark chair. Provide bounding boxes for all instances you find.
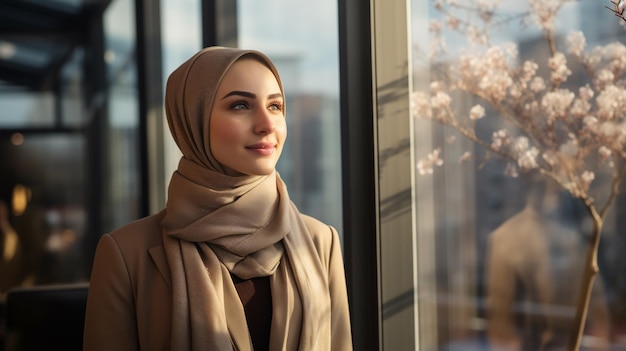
[4,283,89,351]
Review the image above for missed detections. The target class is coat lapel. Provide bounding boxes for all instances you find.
[148,244,172,289]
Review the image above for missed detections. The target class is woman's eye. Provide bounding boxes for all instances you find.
[268,102,284,111]
[231,102,248,110]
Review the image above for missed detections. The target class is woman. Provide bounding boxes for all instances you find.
[83,46,353,350]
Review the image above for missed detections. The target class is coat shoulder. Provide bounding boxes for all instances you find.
[300,214,336,239]
[300,214,330,232]
[299,214,339,258]
[105,210,165,256]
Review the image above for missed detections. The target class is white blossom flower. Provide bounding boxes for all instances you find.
[570,98,591,117]
[598,146,612,161]
[518,147,540,170]
[469,104,485,120]
[417,160,434,175]
[417,148,444,175]
[581,171,595,191]
[522,60,539,83]
[595,69,615,87]
[523,60,539,76]
[548,52,572,85]
[512,136,530,153]
[528,0,560,31]
[412,91,432,119]
[479,73,513,103]
[541,89,575,122]
[491,129,511,151]
[602,42,626,73]
[530,77,546,93]
[430,80,445,93]
[566,31,586,57]
[596,85,626,119]
[579,85,594,101]
[431,91,452,110]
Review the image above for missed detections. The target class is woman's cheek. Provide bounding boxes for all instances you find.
[211,119,245,145]
[276,119,287,141]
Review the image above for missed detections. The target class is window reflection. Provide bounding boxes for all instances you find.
[485,175,610,349]
[412,0,626,349]
[0,134,87,296]
[0,0,143,297]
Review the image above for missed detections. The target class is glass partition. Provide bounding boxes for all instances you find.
[0,0,143,298]
[0,134,87,290]
[411,0,626,349]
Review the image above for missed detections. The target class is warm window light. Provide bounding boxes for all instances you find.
[12,184,31,216]
[104,50,115,63]
[11,133,24,146]
[0,40,16,60]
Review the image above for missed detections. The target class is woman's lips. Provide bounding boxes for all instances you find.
[245,142,276,156]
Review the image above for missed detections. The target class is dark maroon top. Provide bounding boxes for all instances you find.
[232,274,272,351]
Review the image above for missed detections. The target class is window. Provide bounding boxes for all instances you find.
[411,0,626,349]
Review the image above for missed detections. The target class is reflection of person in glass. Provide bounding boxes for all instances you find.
[83,47,353,350]
[486,176,610,350]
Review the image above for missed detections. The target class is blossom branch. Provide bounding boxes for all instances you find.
[606,0,626,21]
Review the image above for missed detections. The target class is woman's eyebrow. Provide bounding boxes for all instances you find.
[222,90,255,99]
[221,91,284,100]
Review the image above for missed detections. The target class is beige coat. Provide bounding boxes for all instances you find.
[83,210,352,350]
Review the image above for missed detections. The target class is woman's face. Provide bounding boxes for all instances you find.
[210,58,286,176]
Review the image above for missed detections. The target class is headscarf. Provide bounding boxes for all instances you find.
[161,46,331,350]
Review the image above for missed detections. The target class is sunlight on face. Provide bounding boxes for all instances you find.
[210,58,286,176]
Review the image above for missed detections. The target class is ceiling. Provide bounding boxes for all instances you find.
[0,0,111,92]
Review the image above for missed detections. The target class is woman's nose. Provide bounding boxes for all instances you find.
[253,109,276,134]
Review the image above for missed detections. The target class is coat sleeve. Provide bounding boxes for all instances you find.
[83,234,139,351]
[485,231,521,350]
[327,226,353,351]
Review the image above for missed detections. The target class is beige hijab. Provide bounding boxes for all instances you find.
[161,46,331,350]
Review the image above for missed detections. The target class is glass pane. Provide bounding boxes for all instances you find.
[412,0,625,349]
[161,0,202,74]
[60,48,86,128]
[160,0,201,195]
[237,0,343,232]
[0,133,88,295]
[104,0,142,230]
[0,91,55,128]
[0,36,85,128]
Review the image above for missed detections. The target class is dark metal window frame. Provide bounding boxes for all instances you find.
[338,0,381,349]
